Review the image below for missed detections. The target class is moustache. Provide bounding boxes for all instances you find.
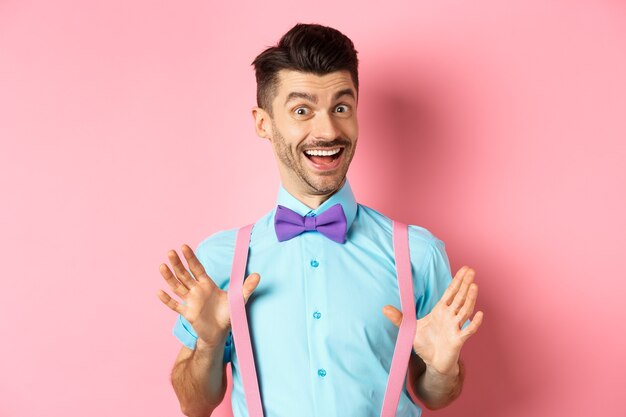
[301,139,351,150]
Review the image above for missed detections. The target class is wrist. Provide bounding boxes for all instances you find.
[196,331,229,352]
[426,360,460,380]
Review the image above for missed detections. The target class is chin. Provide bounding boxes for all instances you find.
[309,175,346,194]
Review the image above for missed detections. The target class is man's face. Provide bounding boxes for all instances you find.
[257,69,359,197]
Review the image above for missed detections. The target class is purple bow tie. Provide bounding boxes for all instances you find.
[274,203,347,243]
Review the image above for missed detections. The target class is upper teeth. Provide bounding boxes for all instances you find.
[305,148,341,156]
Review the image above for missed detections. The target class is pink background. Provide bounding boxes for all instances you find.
[1,1,625,416]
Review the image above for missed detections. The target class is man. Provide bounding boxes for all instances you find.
[157,23,483,417]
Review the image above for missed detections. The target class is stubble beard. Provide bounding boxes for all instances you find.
[271,122,355,196]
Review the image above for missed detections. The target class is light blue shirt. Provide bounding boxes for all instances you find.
[173,178,453,417]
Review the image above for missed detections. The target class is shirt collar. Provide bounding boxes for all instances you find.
[275,177,358,232]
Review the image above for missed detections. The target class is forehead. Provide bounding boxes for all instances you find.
[274,69,356,102]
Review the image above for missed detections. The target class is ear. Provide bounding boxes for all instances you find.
[251,106,272,140]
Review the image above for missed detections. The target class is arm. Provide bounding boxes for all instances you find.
[170,339,229,417]
[158,244,261,417]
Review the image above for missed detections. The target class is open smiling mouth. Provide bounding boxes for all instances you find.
[303,147,344,171]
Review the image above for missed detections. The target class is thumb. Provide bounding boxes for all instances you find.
[242,273,261,304]
[382,305,403,328]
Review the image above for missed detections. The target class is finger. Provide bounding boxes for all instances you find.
[457,283,478,325]
[159,263,190,297]
[157,290,186,315]
[168,249,197,289]
[242,273,261,304]
[460,311,484,342]
[382,305,403,327]
[450,268,475,313]
[181,244,214,285]
[441,266,468,306]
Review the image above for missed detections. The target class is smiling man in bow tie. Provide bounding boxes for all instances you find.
[158,23,483,417]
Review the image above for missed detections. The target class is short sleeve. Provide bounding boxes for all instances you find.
[408,228,452,319]
[410,231,470,329]
[170,228,238,363]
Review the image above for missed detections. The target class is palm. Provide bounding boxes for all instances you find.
[181,279,231,345]
[412,299,466,374]
[383,266,483,375]
[158,244,260,346]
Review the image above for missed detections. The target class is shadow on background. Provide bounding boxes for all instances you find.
[357,58,528,416]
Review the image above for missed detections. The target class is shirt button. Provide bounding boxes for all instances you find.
[318,368,327,377]
[310,259,319,268]
[313,311,321,319]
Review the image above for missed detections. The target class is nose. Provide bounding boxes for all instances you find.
[311,111,341,141]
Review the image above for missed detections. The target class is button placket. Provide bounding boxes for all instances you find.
[303,229,332,414]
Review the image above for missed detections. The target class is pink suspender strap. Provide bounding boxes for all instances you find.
[227,223,264,417]
[228,221,415,417]
[380,220,416,417]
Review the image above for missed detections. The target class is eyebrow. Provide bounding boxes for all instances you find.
[284,88,356,106]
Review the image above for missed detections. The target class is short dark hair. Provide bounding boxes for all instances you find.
[251,23,359,117]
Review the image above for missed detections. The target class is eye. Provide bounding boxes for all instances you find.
[335,104,351,113]
[294,107,310,116]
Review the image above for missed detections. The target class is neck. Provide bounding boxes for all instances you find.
[282,178,346,210]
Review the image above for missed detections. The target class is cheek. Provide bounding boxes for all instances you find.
[349,123,359,139]
[273,115,309,144]
[282,125,309,148]
[341,119,358,140]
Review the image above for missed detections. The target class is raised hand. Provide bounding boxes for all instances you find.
[157,244,261,347]
[383,266,483,376]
